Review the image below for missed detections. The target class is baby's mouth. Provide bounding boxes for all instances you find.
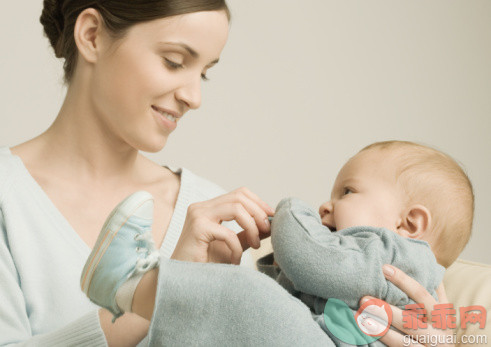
[323,223,336,232]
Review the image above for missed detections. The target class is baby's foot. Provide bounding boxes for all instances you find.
[80,191,160,322]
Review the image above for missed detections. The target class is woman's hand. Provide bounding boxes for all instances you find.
[361,265,455,347]
[171,187,274,265]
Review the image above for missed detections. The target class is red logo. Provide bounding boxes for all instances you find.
[354,298,393,337]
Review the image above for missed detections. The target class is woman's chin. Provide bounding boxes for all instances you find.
[134,137,168,153]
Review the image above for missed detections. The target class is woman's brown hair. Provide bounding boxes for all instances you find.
[40,0,230,84]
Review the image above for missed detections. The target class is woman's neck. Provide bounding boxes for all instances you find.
[27,82,142,186]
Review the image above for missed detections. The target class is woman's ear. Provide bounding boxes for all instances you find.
[73,8,105,65]
[396,205,432,239]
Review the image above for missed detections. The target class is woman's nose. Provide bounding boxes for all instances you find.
[175,76,202,110]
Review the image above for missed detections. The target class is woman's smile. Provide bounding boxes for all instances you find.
[87,10,229,153]
[151,105,181,131]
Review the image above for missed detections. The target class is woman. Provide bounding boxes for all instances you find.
[0,0,453,346]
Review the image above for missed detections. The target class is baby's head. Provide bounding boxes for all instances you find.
[319,140,474,268]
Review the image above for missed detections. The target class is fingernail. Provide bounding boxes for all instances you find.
[382,265,395,277]
[264,217,270,227]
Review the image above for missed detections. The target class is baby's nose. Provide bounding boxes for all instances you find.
[318,201,333,217]
[319,201,336,230]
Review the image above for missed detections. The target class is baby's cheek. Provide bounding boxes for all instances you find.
[337,207,372,229]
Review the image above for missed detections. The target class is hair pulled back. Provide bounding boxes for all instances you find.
[40,0,230,84]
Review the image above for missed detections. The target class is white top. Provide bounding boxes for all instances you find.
[0,146,252,346]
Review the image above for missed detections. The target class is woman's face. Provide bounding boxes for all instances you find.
[90,10,229,152]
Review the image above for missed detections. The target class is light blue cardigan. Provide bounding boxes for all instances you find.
[0,146,251,346]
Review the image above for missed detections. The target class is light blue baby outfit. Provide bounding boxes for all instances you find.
[258,197,445,345]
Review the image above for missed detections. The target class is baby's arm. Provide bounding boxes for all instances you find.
[271,198,443,309]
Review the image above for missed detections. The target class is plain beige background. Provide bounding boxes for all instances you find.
[1,1,490,264]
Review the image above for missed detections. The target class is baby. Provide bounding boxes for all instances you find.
[80,140,474,344]
[256,140,474,344]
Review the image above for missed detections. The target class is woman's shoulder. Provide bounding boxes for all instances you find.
[174,166,228,200]
[184,167,227,193]
[139,154,227,200]
[139,151,228,200]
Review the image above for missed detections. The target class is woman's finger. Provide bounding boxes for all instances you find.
[235,228,271,252]
[221,189,272,233]
[211,202,261,249]
[202,222,244,265]
[204,189,271,235]
[360,296,439,344]
[383,265,438,318]
[233,187,275,216]
[360,296,430,337]
[385,301,434,338]
[435,282,449,303]
[236,230,250,251]
[378,328,424,347]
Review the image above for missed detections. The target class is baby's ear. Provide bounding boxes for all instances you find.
[397,205,432,239]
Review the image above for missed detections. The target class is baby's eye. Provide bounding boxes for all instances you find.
[343,187,353,196]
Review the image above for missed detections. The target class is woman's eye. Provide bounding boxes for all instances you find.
[164,58,210,81]
[164,58,183,70]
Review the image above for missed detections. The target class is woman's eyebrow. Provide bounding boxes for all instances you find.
[159,41,219,65]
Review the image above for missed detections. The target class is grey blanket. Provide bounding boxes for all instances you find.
[147,258,334,346]
[147,198,444,346]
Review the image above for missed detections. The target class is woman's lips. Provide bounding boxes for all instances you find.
[151,106,177,131]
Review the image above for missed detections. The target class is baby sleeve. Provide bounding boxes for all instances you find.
[271,197,444,309]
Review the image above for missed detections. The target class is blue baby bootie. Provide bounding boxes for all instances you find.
[80,191,160,322]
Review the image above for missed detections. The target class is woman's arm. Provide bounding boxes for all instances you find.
[98,309,149,347]
[98,186,274,344]
[362,265,454,347]
[0,209,149,347]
